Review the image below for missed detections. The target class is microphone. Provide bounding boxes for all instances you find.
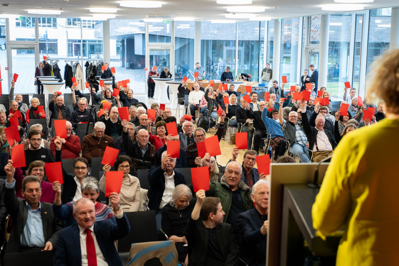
[308,154,333,189]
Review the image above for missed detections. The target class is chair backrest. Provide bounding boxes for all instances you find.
[63,93,74,113]
[90,157,115,180]
[61,158,76,177]
[118,210,158,252]
[4,251,53,266]
[0,95,9,110]
[137,169,150,189]
[331,100,342,112]
[175,168,192,185]
[27,119,48,139]
[97,170,108,204]
[76,123,94,134]
[21,94,30,105]
[31,94,45,106]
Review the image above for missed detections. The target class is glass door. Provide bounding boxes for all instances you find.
[309,50,319,70]
[149,48,171,74]
[8,46,37,94]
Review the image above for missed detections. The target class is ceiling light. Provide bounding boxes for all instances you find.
[217,0,252,4]
[26,9,63,15]
[143,18,163,22]
[174,17,195,21]
[0,14,19,19]
[226,6,269,12]
[81,17,107,20]
[375,20,381,23]
[90,8,117,13]
[211,20,236,23]
[249,17,272,21]
[330,22,342,26]
[225,13,256,19]
[119,1,163,8]
[334,0,373,2]
[92,14,116,19]
[321,4,364,11]
[378,24,391,28]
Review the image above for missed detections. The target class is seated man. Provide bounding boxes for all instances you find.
[186,127,206,167]
[23,130,55,172]
[148,151,186,229]
[178,120,195,151]
[114,121,135,155]
[70,98,94,128]
[207,161,253,248]
[227,84,238,96]
[120,88,139,107]
[4,165,62,253]
[135,114,156,136]
[247,101,266,153]
[82,122,114,163]
[8,80,28,114]
[100,106,123,137]
[188,83,205,116]
[49,92,71,127]
[310,104,334,133]
[230,149,266,188]
[50,121,81,159]
[156,108,172,123]
[249,92,259,111]
[54,197,130,266]
[236,98,254,150]
[123,127,159,171]
[22,123,50,150]
[238,180,269,266]
[158,135,188,168]
[186,191,239,266]
[129,105,139,126]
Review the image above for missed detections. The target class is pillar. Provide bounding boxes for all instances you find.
[390,7,399,50]
[194,22,201,67]
[319,14,330,88]
[103,20,110,64]
[273,19,281,82]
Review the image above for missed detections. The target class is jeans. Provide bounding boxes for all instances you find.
[190,105,200,116]
[253,129,267,153]
[289,143,310,163]
[200,107,208,115]
[210,111,218,121]
[241,126,254,150]
[37,80,44,94]
[155,210,162,230]
[229,118,237,127]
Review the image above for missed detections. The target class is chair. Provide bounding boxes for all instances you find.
[76,123,94,147]
[27,119,48,140]
[97,171,108,204]
[175,168,192,185]
[0,95,9,111]
[61,158,76,177]
[118,210,158,253]
[63,93,74,113]
[4,251,53,266]
[90,157,115,180]
[137,169,150,189]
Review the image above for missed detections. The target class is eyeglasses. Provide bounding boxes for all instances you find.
[118,165,130,169]
[289,116,298,118]
[195,134,205,138]
[74,167,87,170]
[319,111,328,114]
[30,138,42,142]
[31,169,44,172]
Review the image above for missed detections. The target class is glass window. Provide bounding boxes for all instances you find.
[148,21,172,43]
[266,20,274,68]
[12,48,35,94]
[280,18,300,87]
[9,17,36,41]
[259,21,266,80]
[237,21,260,80]
[82,21,103,59]
[327,14,352,97]
[309,15,321,45]
[174,21,195,81]
[352,15,362,90]
[0,18,8,92]
[366,8,391,74]
[110,20,146,94]
[201,21,237,80]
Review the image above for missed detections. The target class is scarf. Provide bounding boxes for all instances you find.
[39,66,44,76]
[29,106,40,119]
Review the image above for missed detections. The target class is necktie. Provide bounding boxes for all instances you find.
[84,229,97,266]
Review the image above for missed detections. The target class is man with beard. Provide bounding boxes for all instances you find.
[23,130,55,172]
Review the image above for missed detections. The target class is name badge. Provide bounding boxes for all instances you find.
[41,155,46,158]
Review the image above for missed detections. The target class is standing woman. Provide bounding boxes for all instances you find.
[34,59,49,94]
[26,97,46,124]
[300,69,310,92]
[312,49,399,265]
[148,66,159,99]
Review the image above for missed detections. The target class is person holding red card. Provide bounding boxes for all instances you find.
[188,83,205,117]
[176,119,195,151]
[34,58,50,94]
[6,100,27,133]
[236,98,254,150]
[195,153,223,183]
[82,122,114,163]
[23,130,56,172]
[343,86,356,103]
[149,121,168,151]
[100,63,113,79]
[100,87,122,108]
[309,104,334,134]
[99,106,123,137]
[135,113,156,136]
[246,101,267,153]
[147,66,159,99]
[155,107,172,123]
[70,97,93,129]
[194,62,205,79]
[224,94,239,127]
[49,91,72,127]
[8,80,29,115]
[26,97,46,124]
[119,88,139,108]
[157,135,188,168]
[185,128,207,167]
[333,111,358,144]
[50,121,81,159]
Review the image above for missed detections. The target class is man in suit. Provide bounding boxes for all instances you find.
[55,197,130,266]
[4,160,62,253]
[300,69,311,92]
[307,65,319,92]
[237,180,269,266]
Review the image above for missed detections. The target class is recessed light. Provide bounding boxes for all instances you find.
[217,0,252,4]
[174,17,195,21]
[81,17,107,20]
[226,6,269,12]
[90,8,118,13]
[330,22,342,26]
[249,17,272,21]
[334,0,373,2]
[26,9,63,15]
[143,18,163,22]
[321,4,364,11]
[119,1,163,8]
[211,20,236,23]
[92,14,116,19]
[225,13,257,19]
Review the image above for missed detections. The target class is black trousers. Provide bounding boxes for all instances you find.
[275,139,287,158]
[148,82,155,98]
[253,129,267,153]
[37,80,44,94]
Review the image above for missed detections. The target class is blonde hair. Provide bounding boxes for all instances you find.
[323,91,330,98]
[366,49,399,114]
[229,94,237,104]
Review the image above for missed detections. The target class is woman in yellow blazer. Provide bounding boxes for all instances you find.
[312,49,399,266]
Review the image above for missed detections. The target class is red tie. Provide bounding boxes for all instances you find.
[84,229,97,266]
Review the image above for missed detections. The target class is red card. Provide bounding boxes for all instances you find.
[235,132,248,150]
[256,154,270,175]
[160,104,165,111]
[344,82,351,88]
[80,122,89,124]
[301,90,311,101]
[357,96,363,107]
[11,144,26,168]
[184,115,192,121]
[339,103,350,117]
[217,105,223,116]
[183,76,188,82]
[118,107,129,121]
[197,142,206,158]
[103,101,112,111]
[363,108,375,121]
[43,56,47,60]
[191,166,210,192]
[73,82,77,87]
[167,141,181,158]
[54,119,68,138]
[56,91,62,95]
[267,107,274,112]
[312,97,321,106]
[320,98,330,106]
[34,105,44,116]
[264,92,269,102]
[105,171,124,197]
[306,83,312,91]
[317,91,323,97]
[218,83,223,91]
[100,80,105,87]
[243,94,251,104]
[13,73,19,82]
[112,88,120,97]
[122,80,128,87]
[204,135,221,156]
[282,76,287,84]
[194,72,199,78]
[5,125,21,144]
[290,86,296,91]
[293,92,302,101]
[10,116,19,127]
[101,65,106,71]
[166,122,178,136]
[246,86,251,94]
[153,66,157,70]
[209,80,214,86]
[45,162,64,184]
[144,68,148,71]
[72,77,76,83]
[110,67,115,74]
[223,96,229,105]
[98,109,105,118]
[147,109,156,121]
[85,82,89,88]
[101,146,120,167]
[117,81,122,88]
[223,84,228,91]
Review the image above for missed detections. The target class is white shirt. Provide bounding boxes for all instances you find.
[160,171,175,209]
[73,177,82,202]
[314,129,333,152]
[188,90,205,105]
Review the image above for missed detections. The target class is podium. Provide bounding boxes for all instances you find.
[267,163,342,266]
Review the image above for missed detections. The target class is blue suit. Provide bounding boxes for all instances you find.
[309,69,318,91]
[237,208,267,266]
[54,213,130,266]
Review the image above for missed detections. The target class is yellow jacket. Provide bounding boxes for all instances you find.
[312,118,399,266]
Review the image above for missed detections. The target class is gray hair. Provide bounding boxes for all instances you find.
[66,121,72,127]
[182,121,193,128]
[289,111,298,117]
[252,179,270,195]
[29,123,43,132]
[81,177,100,193]
[171,184,193,202]
[129,105,137,112]
[11,100,18,105]
[78,97,87,104]
[31,97,40,105]
[111,106,118,113]
[126,122,135,128]
[73,198,95,214]
[161,150,177,162]
[194,127,206,137]
[225,161,242,175]
[315,115,325,123]
[137,107,146,113]
[139,114,148,119]
[94,121,106,129]
[137,129,149,136]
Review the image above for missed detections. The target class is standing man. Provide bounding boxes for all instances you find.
[261,63,273,85]
[147,66,159,99]
[268,81,284,102]
[307,64,319,92]
[194,62,205,80]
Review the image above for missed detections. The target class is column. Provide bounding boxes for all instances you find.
[273,19,281,82]
[194,22,201,66]
[390,7,399,50]
[319,14,330,88]
[103,20,110,64]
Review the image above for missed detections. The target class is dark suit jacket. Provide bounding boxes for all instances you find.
[300,75,310,91]
[4,186,62,253]
[54,214,130,266]
[309,69,319,90]
[0,179,6,246]
[237,208,267,266]
[302,109,336,152]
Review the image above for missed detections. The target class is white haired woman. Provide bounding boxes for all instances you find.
[161,184,195,264]
[26,97,46,124]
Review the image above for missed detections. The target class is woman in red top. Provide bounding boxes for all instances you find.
[149,121,167,151]
[26,97,46,124]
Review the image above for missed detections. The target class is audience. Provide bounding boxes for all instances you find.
[310,104,334,134]
[230,149,264,188]
[186,127,206,167]
[247,100,266,153]
[129,105,139,126]
[23,130,55,172]
[334,111,358,144]
[375,101,385,122]
[236,98,254,150]
[82,122,114,163]
[196,153,223,182]
[150,121,167,151]
[26,97,46,124]
[343,87,356,103]
[50,121,81,159]
[226,94,239,127]
[136,114,156,135]
[49,92,71,127]
[178,120,195,151]
[120,88,139,107]
[156,108,172,123]
[114,121,135,155]
[158,134,188,168]
[8,80,28,114]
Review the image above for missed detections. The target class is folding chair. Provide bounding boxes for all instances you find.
[137,169,150,189]
[0,95,9,111]
[21,94,30,105]
[31,94,45,105]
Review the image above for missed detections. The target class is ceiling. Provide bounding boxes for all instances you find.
[0,0,398,21]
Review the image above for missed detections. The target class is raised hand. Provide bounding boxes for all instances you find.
[103,164,111,172]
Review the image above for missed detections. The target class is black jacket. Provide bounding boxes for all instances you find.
[101,68,113,79]
[100,117,123,136]
[147,166,186,211]
[53,63,63,82]
[236,107,248,124]
[49,100,71,127]
[177,85,190,98]
[64,64,73,88]
[246,109,265,130]
[309,110,334,136]
[309,69,319,90]
[300,75,310,91]
[302,110,336,151]
[157,145,188,168]
[221,71,234,81]
[123,132,159,171]
[160,71,172,78]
